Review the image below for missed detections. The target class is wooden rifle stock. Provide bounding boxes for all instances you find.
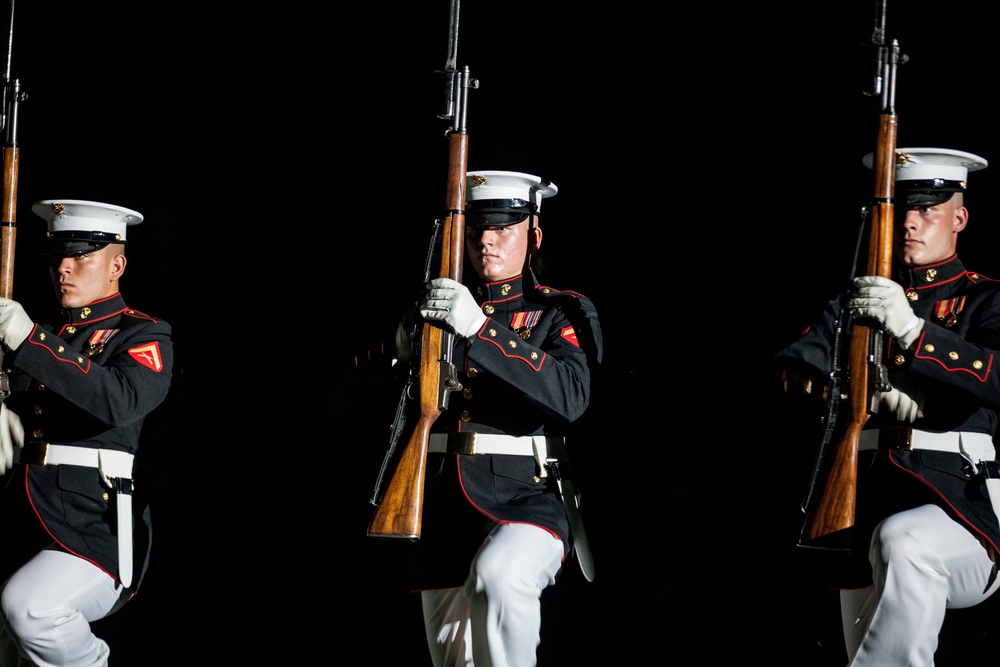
[0,1,19,301]
[801,112,897,545]
[367,111,469,540]
[0,138,16,299]
[0,1,21,403]
[367,0,475,540]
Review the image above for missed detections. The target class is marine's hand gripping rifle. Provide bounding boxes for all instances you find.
[800,1,905,547]
[367,0,477,539]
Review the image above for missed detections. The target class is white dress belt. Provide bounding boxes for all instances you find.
[858,428,994,455]
[428,433,541,456]
[15,443,135,589]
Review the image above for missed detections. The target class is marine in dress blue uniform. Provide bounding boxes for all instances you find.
[412,171,602,667]
[775,149,1000,665]
[0,200,173,667]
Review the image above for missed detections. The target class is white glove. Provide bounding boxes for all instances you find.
[0,402,23,474]
[849,276,923,348]
[419,278,488,338]
[0,298,33,350]
[879,386,925,423]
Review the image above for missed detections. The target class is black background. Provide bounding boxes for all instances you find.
[6,1,1000,664]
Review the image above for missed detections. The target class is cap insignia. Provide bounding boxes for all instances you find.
[51,203,65,215]
[469,174,488,187]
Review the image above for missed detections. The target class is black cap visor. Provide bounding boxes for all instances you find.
[896,178,965,207]
[898,191,955,207]
[46,231,119,257]
[465,199,536,227]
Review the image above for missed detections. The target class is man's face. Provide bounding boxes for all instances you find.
[466,219,532,281]
[49,245,123,309]
[895,197,967,267]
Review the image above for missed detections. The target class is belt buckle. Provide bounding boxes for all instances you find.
[22,441,50,465]
[880,427,914,451]
[448,433,477,456]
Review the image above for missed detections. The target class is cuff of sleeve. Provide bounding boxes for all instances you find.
[897,317,923,350]
[467,312,488,338]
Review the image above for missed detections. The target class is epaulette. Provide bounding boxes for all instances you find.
[965,271,1000,284]
[122,309,160,324]
[535,284,589,300]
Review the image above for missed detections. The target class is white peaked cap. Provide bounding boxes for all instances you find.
[466,171,558,211]
[863,148,988,206]
[32,199,143,253]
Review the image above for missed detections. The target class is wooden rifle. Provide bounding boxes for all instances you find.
[367,0,477,539]
[0,0,23,402]
[799,0,906,547]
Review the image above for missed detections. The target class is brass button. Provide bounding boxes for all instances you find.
[460,410,471,422]
[948,351,959,360]
[530,352,538,360]
[507,340,517,348]
[488,328,497,337]
[906,290,918,302]
[893,355,905,366]
[974,360,984,370]
[66,326,76,334]
[102,492,109,501]
[532,475,541,483]
[32,428,43,438]
[484,304,495,315]
[38,332,46,340]
[462,388,473,400]
[57,346,64,353]
[467,368,478,378]
[33,405,41,415]
[924,344,935,353]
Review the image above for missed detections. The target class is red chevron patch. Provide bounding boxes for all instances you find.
[560,326,579,348]
[129,342,163,372]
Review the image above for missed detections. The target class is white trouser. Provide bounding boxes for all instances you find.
[0,550,122,667]
[841,504,1000,666]
[421,523,564,667]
